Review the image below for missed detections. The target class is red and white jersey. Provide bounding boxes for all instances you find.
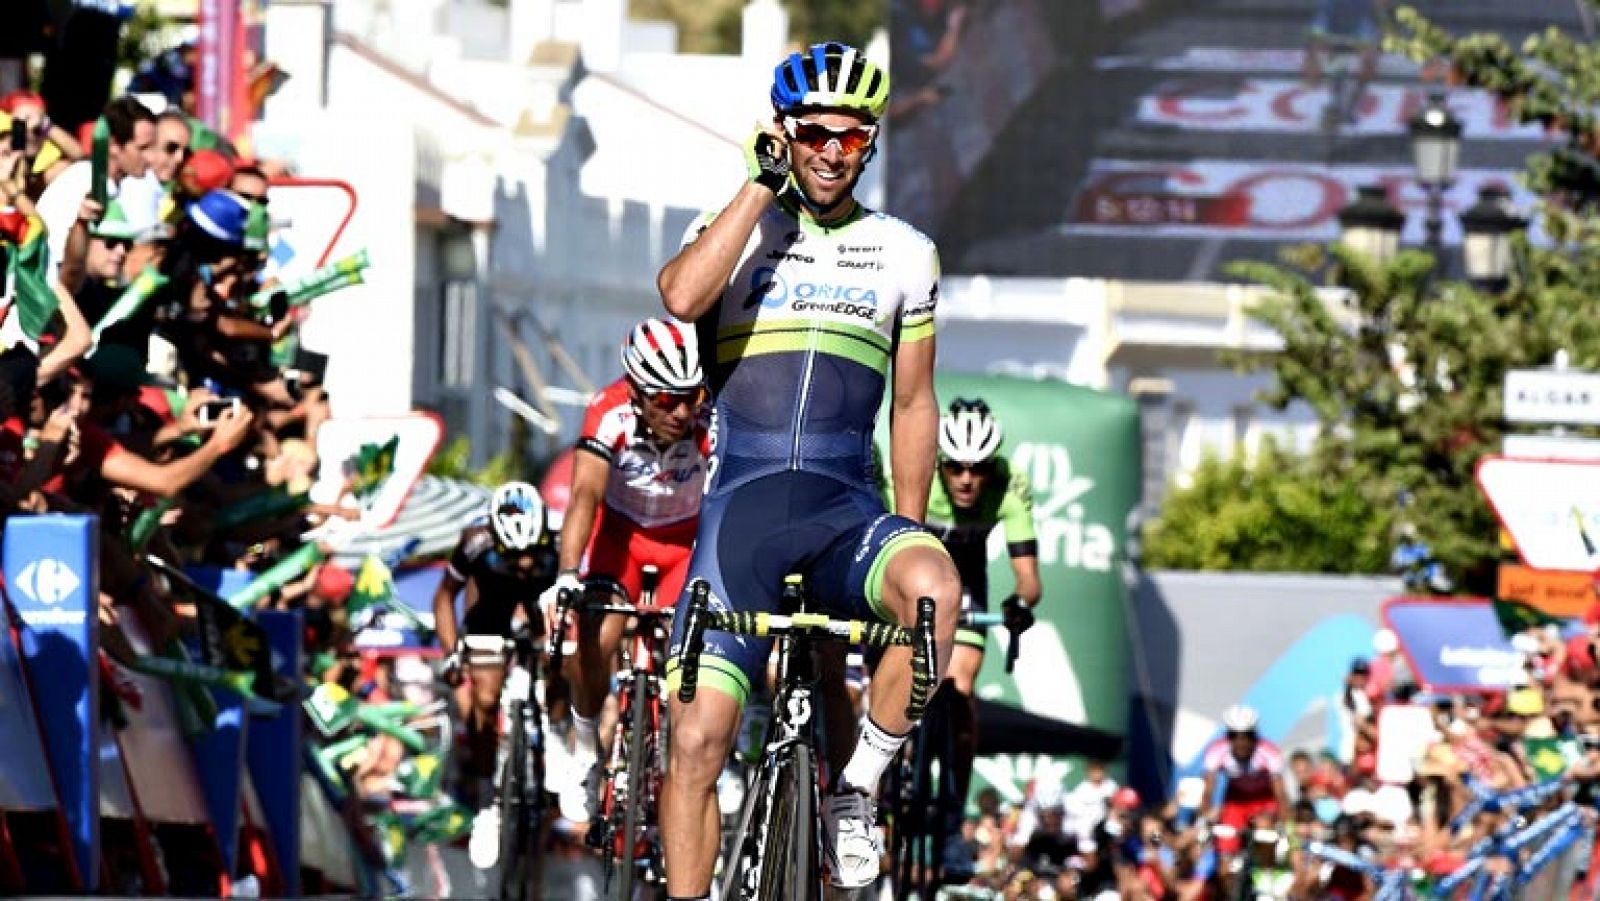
[1203,737,1284,802]
[577,378,713,530]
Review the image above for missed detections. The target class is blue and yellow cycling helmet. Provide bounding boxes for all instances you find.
[770,42,891,122]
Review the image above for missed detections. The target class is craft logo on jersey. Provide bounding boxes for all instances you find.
[16,558,81,606]
[743,266,880,319]
[1009,442,1116,571]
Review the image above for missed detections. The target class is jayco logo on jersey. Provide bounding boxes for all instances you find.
[998,443,1116,572]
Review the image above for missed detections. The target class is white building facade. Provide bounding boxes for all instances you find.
[257,0,1320,510]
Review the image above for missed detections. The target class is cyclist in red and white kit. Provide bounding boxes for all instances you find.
[540,317,713,820]
[1201,705,1291,854]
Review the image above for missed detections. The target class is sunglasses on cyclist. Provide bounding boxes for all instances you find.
[1227,730,1257,740]
[941,460,992,476]
[641,385,708,411]
[782,117,877,156]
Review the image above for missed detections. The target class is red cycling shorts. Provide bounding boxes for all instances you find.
[582,502,696,610]
[1217,798,1279,854]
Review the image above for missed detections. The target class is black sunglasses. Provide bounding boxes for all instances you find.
[162,141,189,156]
[941,460,992,475]
[1227,730,1257,739]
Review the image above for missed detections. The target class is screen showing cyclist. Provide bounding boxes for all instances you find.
[538,317,712,823]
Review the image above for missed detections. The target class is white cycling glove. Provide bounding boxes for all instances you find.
[539,571,583,615]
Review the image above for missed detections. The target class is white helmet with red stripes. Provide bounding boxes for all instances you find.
[621,317,703,392]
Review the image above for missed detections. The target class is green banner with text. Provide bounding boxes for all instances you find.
[881,373,1139,804]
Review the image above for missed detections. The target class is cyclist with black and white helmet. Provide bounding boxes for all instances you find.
[540,317,713,823]
[431,480,559,866]
[882,396,1041,880]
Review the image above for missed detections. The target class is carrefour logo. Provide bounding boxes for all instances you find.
[16,558,81,606]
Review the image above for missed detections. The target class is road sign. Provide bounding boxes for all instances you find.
[1503,433,1600,461]
[1503,369,1600,425]
[1496,564,1594,618]
[1478,456,1600,571]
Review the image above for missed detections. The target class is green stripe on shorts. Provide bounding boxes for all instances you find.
[864,531,946,621]
[664,654,751,708]
[955,627,987,650]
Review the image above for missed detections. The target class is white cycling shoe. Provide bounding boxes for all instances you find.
[468,805,501,869]
[822,788,883,888]
[555,752,600,823]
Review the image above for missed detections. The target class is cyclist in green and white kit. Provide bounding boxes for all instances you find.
[884,397,1041,878]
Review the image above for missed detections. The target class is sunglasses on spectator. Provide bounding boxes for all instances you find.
[782,117,877,156]
[99,237,132,251]
[237,192,269,205]
[941,460,992,476]
[162,141,189,156]
[641,385,708,410]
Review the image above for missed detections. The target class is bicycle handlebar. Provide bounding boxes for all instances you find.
[676,580,939,721]
[959,610,1020,675]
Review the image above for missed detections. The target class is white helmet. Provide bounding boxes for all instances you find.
[939,398,1003,464]
[1221,705,1260,734]
[621,317,702,392]
[489,481,545,552]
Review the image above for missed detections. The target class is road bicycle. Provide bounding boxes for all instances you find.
[886,609,1019,898]
[677,575,937,900]
[550,565,672,899]
[462,624,552,901]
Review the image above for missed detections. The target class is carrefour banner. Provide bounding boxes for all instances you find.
[6,515,100,890]
[881,374,1139,801]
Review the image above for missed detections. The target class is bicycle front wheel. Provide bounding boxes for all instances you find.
[759,744,818,901]
[616,674,652,899]
[498,702,537,901]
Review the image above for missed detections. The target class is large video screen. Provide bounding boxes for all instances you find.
[887,0,1578,280]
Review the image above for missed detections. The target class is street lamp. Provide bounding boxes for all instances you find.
[1408,89,1463,252]
[1337,184,1405,267]
[1459,184,1526,291]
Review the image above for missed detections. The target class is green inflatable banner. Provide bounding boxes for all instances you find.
[880,373,1139,805]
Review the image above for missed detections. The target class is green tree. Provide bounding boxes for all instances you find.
[1142,437,1392,574]
[1207,6,1600,594]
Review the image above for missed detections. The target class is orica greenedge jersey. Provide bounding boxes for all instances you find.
[681,195,939,495]
[884,455,1038,595]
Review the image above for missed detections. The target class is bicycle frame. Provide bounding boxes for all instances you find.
[678,576,938,901]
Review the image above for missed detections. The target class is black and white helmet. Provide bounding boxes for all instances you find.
[490,481,545,552]
[621,318,702,392]
[938,398,1003,464]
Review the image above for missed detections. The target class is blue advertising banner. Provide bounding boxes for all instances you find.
[248,611,301,897]
[0,588,60,812]
[1383,597,1524,692]
[190,691,247,873]
[6,515,100,890]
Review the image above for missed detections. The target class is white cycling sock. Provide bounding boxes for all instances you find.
[838,716,909,793]
[572,712,600,759]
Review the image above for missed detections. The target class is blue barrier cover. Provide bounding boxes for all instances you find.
[0,591,61,811]
[7,515,100,890]
[249,611,302,896]
[190,691,247,873]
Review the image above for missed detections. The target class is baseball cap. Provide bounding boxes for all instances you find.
[179,149,234,196]
[90,199,144,242]
[1350,656,1372,674]
[188,190,250,246]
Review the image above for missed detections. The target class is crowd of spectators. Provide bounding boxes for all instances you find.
[0,82,365,751]
[939,623,1600,899]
